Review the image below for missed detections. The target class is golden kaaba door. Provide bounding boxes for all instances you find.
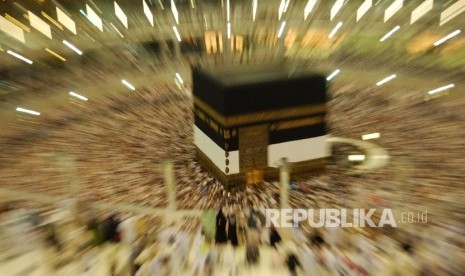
[239,125,268,184]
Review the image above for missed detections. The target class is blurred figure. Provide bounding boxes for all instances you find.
[215,208,227,244]
[286,244,300,276]
[269,224,281,248]
[227,214,238,247]
[45,222,62,252]
[103,214,119,242]
[247,208,260,230]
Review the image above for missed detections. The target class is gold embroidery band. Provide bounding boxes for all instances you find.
[274,116,325,131]
[194,96,326,127]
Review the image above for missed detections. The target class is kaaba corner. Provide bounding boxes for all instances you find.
[192,64,331,188]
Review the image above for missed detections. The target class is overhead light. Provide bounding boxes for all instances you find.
[157,0,165,10]
[88,0,103,14]
[63,40,82,55]
[176,73,184,84]
[380,26,400,42]
[253,0,258,21]
[0,15,26,43]
[411,0,433,24]
[80,9,90,20]
[69,91,88,101]
[86,4,103,31]
[326,69,340,81]
[440,0,465,26]
[284,0,291,12]
[227,0,230,22]
[3,14,30,33]
[348,155,365,161]
[362,133,380,140]
[143,0,154,26]
[304,0,317,20]
[328,21,343,38]
[433,30,461,46]
[357,0,372,22]
[41,12,64,30]
[427,84,454,95]
[57,7,76,34]
[122,79,135,91]
[110,23,124,38]
[171,0,179,25]
[227,22,231,39]
[45,48,66,61]
[16,107,40,116]
[330,0,344,21]
[28,11,52,39]
[7,50,33,64]
[173,26,181,41]
[376,74,396,86]
[174,78,182,88]
[279,0,285,20]
[114,1,128,29]
[384,0,403,22]
[277,21,286,38]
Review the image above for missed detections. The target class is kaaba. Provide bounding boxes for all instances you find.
[192,64,330,187]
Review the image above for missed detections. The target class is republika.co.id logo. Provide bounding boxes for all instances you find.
[265,209,428,228]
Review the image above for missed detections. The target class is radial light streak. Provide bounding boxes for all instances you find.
[7,50,33,64]
[173,26,181,41]
[45,48,66,61]
[376,74,396,86]
[427,84,454,95]
[16,107,40,116]
[41,11,64,30]
[380,26,400,42]
[122,79,135,91]
[434,30,461,46]
[143,0,154,26]
[331,0,344,21]
[362,133,380,140]
[227,0,230,22]
[63,40,82,55]
[304,0,317,20]
[326,69,340,81]
[253,0,258,21]
[69,92,88,101]
[176,73,184,84]
[110,23,124,38]
[328,22,343,38]
[277,21,286,38]
[348,155,365,161]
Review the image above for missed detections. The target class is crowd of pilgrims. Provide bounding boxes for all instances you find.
[0,201,439,275]
[0,80,464,274]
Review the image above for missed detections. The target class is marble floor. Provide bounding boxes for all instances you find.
[1,244,300,276]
